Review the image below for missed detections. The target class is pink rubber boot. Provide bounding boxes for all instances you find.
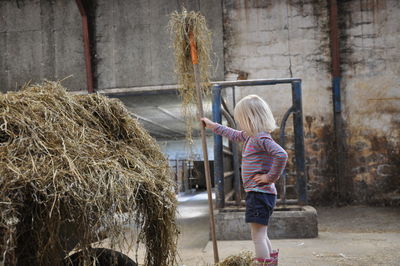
[270,249,279,259]
[252,257,278,266]
[270,249,279,265]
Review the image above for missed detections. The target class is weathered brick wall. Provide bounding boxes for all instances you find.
[223,0,399,205]
[338,0,400,204]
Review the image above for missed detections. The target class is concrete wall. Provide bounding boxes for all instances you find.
[223,0,335,203]
[0,0,224,92]
[223,0,399,204]
[94,0,224,90]
[0,0,86,91]
[0,0,398,205]
[338,0,400,204]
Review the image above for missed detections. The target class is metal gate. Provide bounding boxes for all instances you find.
[211,78,307,209]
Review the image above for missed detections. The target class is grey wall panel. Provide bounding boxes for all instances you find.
[95,0,224,90]
[0,0,86,92]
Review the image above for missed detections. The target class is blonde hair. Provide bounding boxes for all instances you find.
[234,95,277,136]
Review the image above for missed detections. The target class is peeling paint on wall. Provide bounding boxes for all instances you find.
[0,0,398,205]
[224,0,399,205]
[338,0,400,204]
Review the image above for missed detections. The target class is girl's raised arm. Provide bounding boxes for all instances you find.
[201,117,247,142]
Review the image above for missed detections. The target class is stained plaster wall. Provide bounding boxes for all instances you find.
[223,0,399,204]
[338,0,400,204]
[1,0,398,204]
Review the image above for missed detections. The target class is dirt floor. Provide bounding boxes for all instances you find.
[107,192,400,265]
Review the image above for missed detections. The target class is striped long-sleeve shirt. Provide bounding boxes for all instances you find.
[213,124,288,194]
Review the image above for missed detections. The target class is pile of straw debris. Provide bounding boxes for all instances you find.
[0,82,178,266]
[216,251,254,266]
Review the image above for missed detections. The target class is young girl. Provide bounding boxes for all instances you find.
[202,94,288,266]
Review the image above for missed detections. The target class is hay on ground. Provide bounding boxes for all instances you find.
[0,81,178,266]
[216,251,254,266]
[168,8,213,142]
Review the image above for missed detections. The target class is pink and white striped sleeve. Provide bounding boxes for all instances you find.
[258,136,288,182]
[212,124,247,142]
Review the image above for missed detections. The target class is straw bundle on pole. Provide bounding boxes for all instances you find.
[0,81,178,266]
[168,8,212,142]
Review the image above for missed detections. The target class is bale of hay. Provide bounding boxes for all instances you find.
[168,8,213,141]
[0,81,178,266]
[215,251,254,266]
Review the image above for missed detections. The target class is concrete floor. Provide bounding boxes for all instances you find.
[176,192,400,266]
[176,192,213,266]
[103,191,400,265]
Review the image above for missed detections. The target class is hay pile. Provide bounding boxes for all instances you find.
[215,251,254,266]
[0,81,178,266]
[168,8,213,141]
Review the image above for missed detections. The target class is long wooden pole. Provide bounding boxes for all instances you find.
[189,32,219,263]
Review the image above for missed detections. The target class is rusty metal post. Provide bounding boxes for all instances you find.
[328,0,349,202]
[75,0,94,93]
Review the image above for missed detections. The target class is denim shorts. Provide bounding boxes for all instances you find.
[245,191,276,225]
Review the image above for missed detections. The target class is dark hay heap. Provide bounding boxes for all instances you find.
[215,251,254,266]
[168,8,213,142]
[0,81,178,266]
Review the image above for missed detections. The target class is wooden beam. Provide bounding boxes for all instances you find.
[223,146,233,156]
[223,171,234,178]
